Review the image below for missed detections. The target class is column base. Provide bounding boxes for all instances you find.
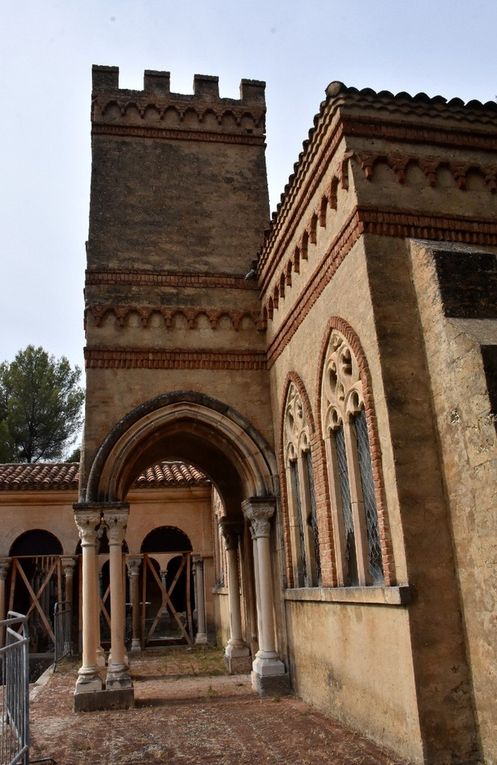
[75,666,103,693]
[251,670,291,697]
[195,632,208,645]
[96,646,106,668]
[74,686,134,712]
[251,652,290,696]
[252,651,285,676]
[130,638,141,652]
[224,642,252,674]
[106,664,133,690]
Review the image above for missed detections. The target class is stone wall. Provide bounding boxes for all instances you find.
[410,241,497,765]
[0,490,79,556]
[259,84,497,763]
[285,599,422,762]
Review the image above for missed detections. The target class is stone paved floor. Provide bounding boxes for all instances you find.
[29,647,410,765]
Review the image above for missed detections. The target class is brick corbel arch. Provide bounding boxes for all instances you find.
[316,316,395,585]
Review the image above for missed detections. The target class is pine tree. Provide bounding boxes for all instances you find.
[0,346,84,463]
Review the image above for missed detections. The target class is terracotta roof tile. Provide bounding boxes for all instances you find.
[0,461,208,491]
[132,462,207,488]
[259,81,497,270]
[0,463,79,490]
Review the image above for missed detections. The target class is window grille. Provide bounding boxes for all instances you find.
[321,328,389,587]
[303,450,321,585]
[290,460,306,586]
[354,410,383,583]
[334,426,358,586]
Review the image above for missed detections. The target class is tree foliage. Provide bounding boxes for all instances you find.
[0,346,84,463]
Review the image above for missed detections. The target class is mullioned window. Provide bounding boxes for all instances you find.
[320,329,383,586]
[283,382,321,587]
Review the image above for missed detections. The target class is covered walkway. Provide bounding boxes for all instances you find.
[29,647,409,765]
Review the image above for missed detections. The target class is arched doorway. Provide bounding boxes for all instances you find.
[140,526,194,646]
[9,530,63,653]
[85,393,277,508]
[75,393,289,698]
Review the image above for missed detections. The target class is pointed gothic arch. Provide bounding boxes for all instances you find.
[84,391,278,517]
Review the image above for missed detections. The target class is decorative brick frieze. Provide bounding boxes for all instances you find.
[85,304,265,331]
[91,66,266,143]
[265,207,497,365]
[262,148,497,323]
[266,210,362,361]
[355,151,497,190]
[342,114,497,153]
[93,100,265,127]
[258,139,349,287]
[359,207,497,243]
[259,83,497,284]
[85,269,258,290]
[92,123,265,147]
[84,347,267,370]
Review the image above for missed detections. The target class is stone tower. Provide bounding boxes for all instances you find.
[75,66,287,707]
[81,66,274,500]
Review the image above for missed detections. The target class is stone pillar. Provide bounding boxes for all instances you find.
[219,521,251,673]
[74,509,103,693]
[61,556,76,654]
[0,559,11,647]
[126,556,142,652]
[192,555,208,645]
[103,507,132,690]
[94,527,106,667]
[242,498,289,696]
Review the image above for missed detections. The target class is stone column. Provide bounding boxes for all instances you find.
[219,521,251,673]
[242,498,289,695]
[74,509,103,693]
[95,527,106,667]
[192,555,208,645]
[103,507,132,690]
[126,556,142,652]
[61,556,76,654]
[0,559,11,647]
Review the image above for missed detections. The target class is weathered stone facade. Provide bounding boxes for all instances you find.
[74,67,497,762]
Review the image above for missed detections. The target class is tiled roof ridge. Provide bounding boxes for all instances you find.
[258,81,497,275]
[133,460,208,487]
[0,460,209,490]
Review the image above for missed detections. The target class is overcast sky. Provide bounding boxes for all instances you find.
[1,0,496,374]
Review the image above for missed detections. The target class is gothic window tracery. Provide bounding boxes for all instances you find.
[320,330,383,586]
[283,382,321,587]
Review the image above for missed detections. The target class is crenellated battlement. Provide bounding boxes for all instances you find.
[91,65,266,138]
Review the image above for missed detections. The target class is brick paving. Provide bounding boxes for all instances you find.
[29,648,410,765]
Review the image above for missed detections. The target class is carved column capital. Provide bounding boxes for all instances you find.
[219,519,242,551]
[61,556,76,576]
[242,498,276,539]
[126,555,142,577]
[103,508,129,546]
[0,559,11,581]
[74,509,102,546]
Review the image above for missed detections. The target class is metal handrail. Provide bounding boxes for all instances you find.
[0,612,29,765]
